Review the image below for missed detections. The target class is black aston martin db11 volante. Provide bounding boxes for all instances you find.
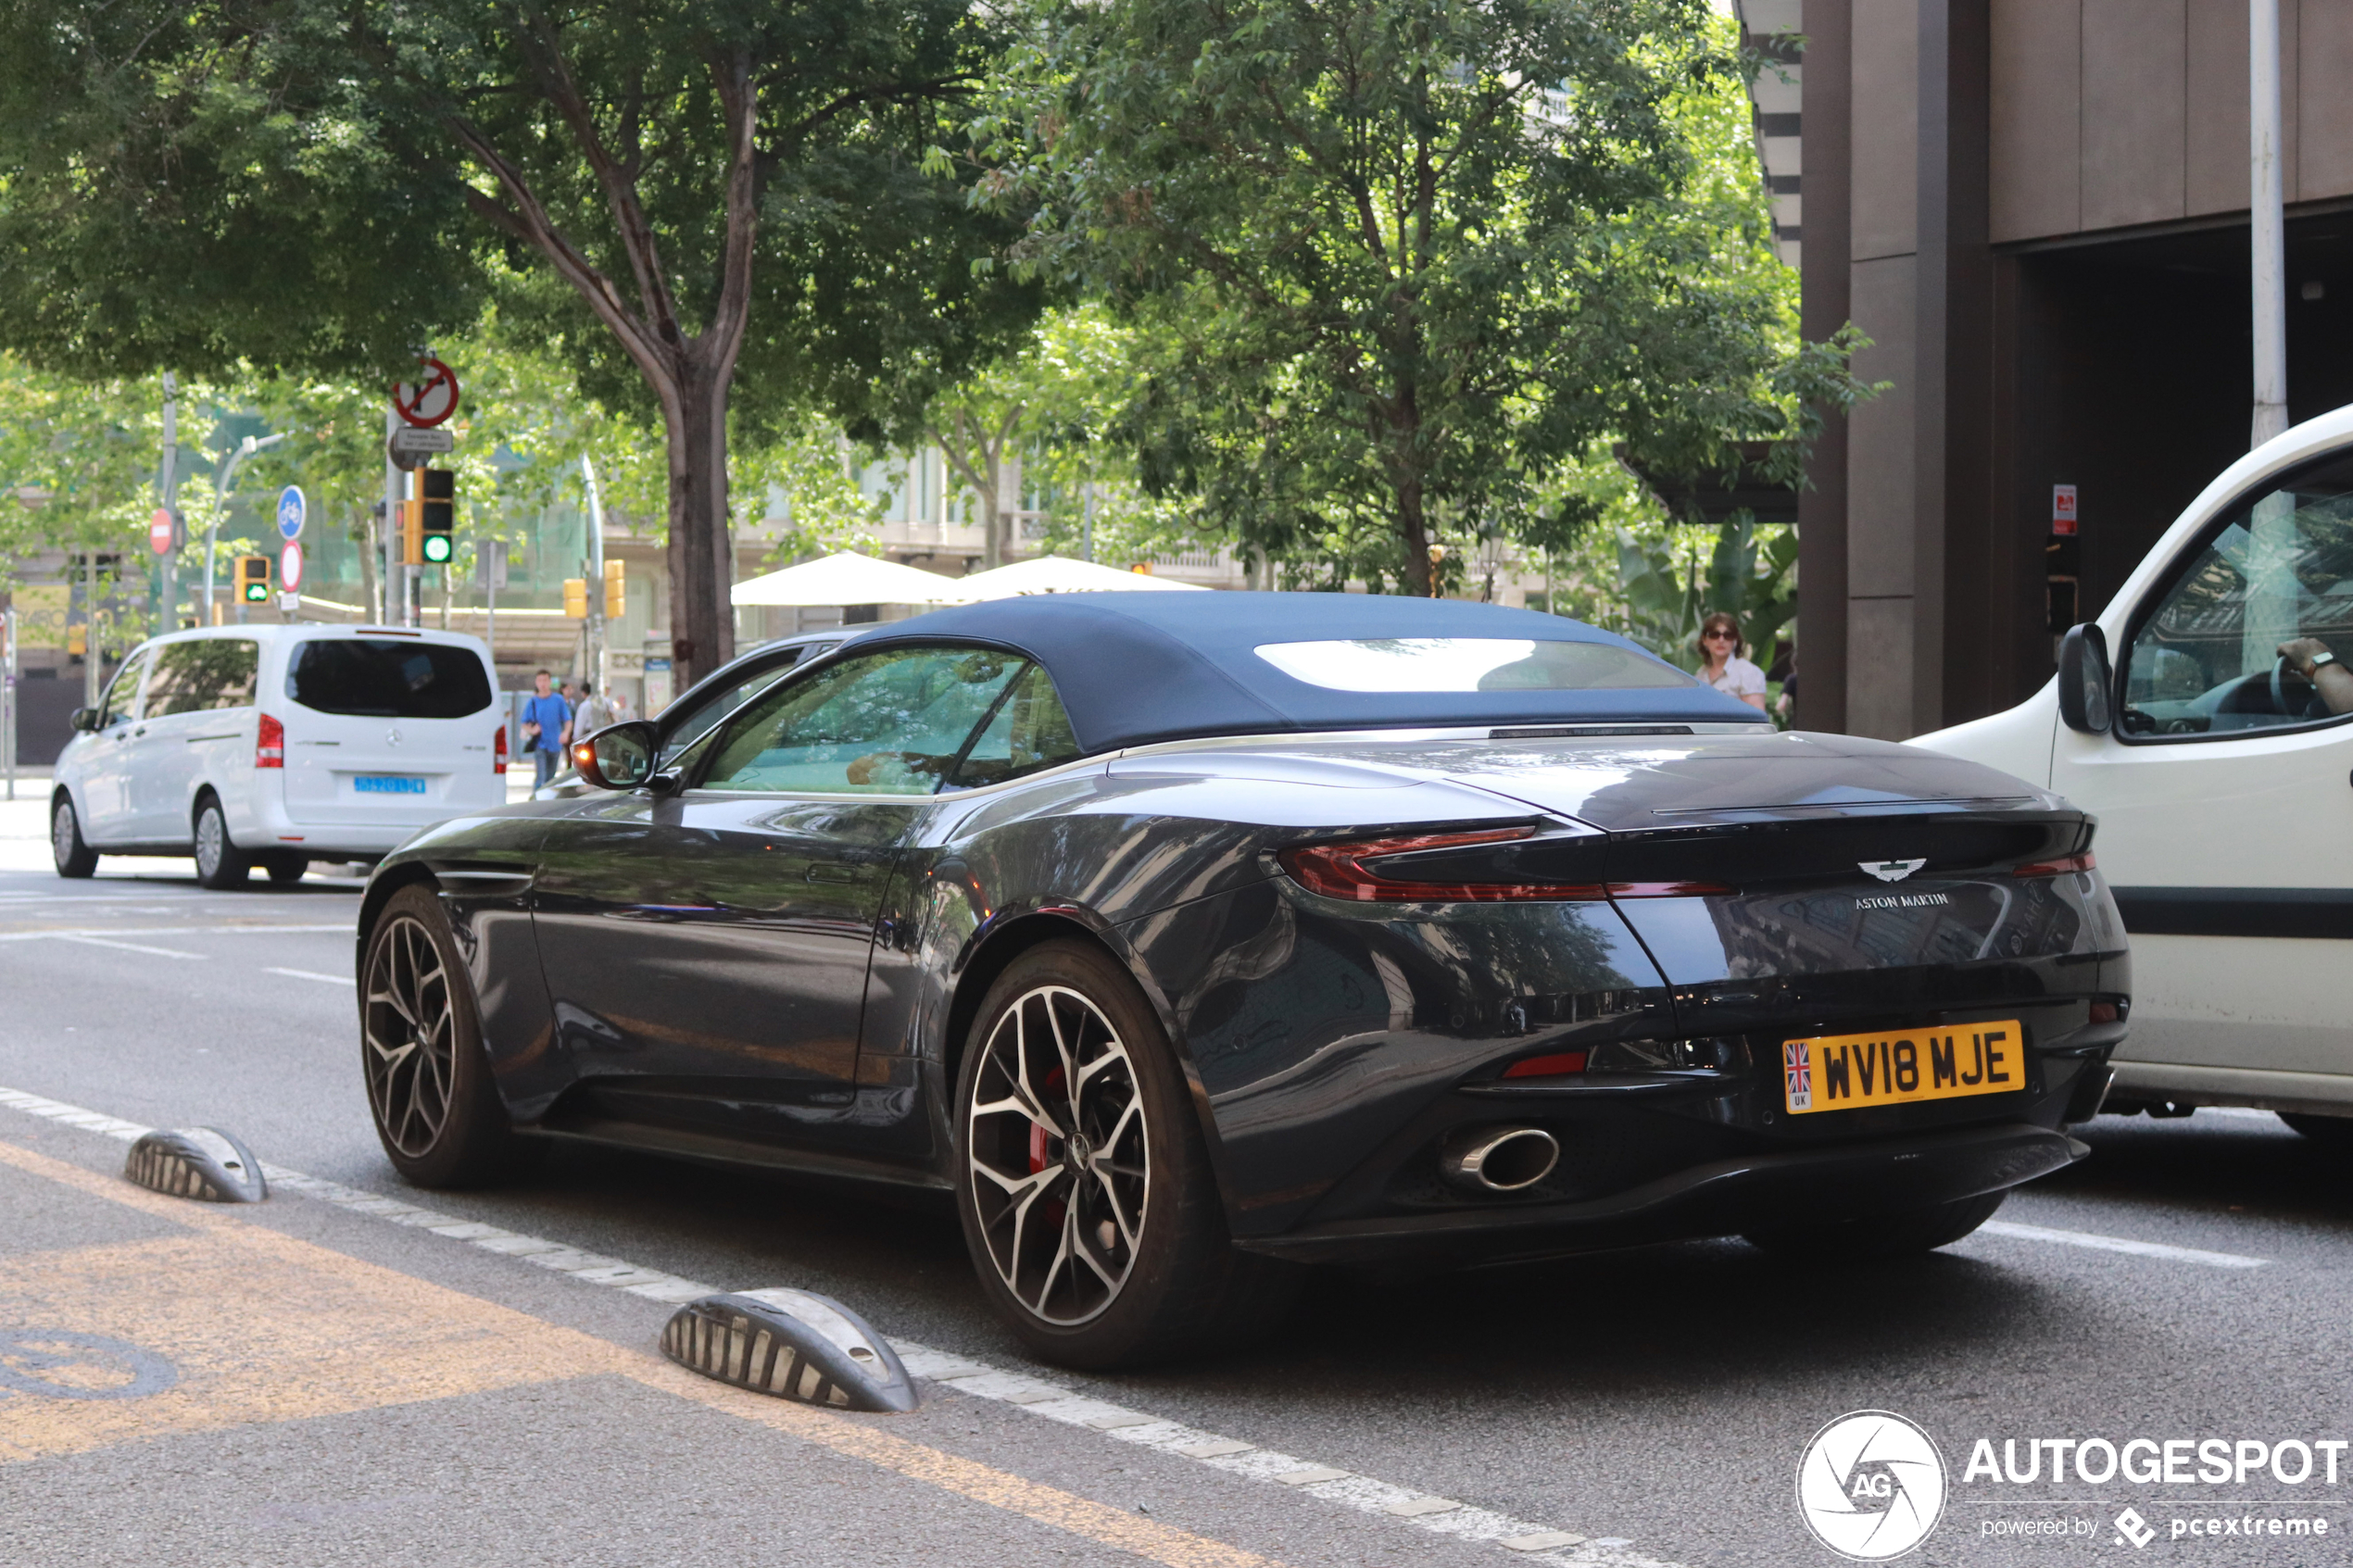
[356,594,2128,1366]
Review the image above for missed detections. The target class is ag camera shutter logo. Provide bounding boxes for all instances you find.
[1796,1410,1946,1560]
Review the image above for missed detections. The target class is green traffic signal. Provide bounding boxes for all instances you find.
[422,533,453,564]
[243,581,268,602]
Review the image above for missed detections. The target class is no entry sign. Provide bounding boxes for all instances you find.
[279,539,304,594]
[148,508,174,555]
[392,358,460,429]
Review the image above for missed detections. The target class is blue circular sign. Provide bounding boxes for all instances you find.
[276,484,306,541]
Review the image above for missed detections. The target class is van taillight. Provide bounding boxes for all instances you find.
[256,713,284,769]
[494,723,509,774]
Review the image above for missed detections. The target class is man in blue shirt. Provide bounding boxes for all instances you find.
[521,669,573,787]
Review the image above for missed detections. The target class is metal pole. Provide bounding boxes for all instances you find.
[2252,0,2289,448]
[83,548,100,708]
[160,374,179,631]
[384,401,403,626]
[1082,482,1095,563]
[582,456,607,697]
[3,607,16,801]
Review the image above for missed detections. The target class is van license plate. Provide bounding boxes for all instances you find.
[1781,1020,2024,1114]
[354,776,427,796]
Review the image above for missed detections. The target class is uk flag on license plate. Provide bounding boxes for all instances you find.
[1783,1041,1812,1111]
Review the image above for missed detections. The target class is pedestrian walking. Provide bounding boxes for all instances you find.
[573,680,620,742]
[1696,612,1768,711]
[521,670,573,787]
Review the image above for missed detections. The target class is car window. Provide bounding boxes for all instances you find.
[700,646,1026,795]
[96,650,152,728]
[658,648,821,764]
[945,663,1084,790]
[2122,452,2353,738]
[145,638,260,716]
[1255,637,1690,691]
[285,639,493,719]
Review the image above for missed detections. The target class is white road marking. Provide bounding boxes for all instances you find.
[0,1080,1668,1568]
[265,967,355,985]
[1977,1219,2268,1269]
[49,935,201,960]
[0,923,352,941]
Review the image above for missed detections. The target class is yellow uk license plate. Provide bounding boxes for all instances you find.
[1781,1021,2025,1114]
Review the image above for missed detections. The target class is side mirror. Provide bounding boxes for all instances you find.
[573,721,659,791]
[69,707,102,734]
[2057,623,2113,734]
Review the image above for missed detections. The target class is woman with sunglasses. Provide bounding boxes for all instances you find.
[1695,611,1768,710]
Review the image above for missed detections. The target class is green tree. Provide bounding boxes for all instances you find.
[974,0,1863,595]
[0,1,1042,684]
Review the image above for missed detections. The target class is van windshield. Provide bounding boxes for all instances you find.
[285,639,493,719]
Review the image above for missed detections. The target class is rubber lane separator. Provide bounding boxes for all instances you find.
[0,1082,1667,1568]
[1976,1219,2267,1269]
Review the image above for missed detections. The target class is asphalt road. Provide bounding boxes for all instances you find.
[2,792,2350,1567]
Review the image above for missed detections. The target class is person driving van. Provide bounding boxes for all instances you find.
[2277,636,2353,715]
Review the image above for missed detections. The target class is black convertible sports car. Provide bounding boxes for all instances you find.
[356,593,2128,1366]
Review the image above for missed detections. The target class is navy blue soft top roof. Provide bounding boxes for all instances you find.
[848,592,1765,754]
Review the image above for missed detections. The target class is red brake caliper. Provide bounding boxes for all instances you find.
[1029,1068,1068,1221]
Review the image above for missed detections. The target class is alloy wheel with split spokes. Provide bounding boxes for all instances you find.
[359,884,534,1187]
[965,984,1151,1326]
[364,911,459,1160]
[952,939,1302,1369]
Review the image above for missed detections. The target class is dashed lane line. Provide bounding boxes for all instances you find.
[47,934,202,960]
[1975,1219,2268,1269]
[264,966,356,985]
[0,1082,1669,1568]
[0,923,353,941]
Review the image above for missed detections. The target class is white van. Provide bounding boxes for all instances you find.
[1916,406,2353,1142]
[51,624,506,888]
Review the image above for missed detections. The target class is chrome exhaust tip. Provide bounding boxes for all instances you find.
[1440,1125,1559,1193]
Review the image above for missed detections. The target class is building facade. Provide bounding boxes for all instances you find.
[1783,0,2353,738]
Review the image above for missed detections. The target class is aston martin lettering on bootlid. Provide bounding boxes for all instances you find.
[1860,858,1928,882]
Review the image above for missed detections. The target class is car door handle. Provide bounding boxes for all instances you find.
[806,863,858,884]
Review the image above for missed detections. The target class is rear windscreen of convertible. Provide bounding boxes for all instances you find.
[1254,637,1692,693]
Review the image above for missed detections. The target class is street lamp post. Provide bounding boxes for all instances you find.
[204,433,287,624]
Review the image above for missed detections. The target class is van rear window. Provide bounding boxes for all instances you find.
[285,639,493,719]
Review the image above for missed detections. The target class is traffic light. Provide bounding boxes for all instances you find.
[419,468,455,564]
[234,556,271,603]
[603,559,625,620]
[398,497,422,566]
[563,578,588,618]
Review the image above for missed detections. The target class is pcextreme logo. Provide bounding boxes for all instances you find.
[1798,1410,1948,1560]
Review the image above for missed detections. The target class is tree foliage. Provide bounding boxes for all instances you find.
[969,0,1865,593]
[0,0,1043,682]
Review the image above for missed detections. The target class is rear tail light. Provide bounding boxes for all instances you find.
[1502,1050,1589,1080]
[1278,827,1729,903]
[2013,851,2095,877]
[494,723,509,774]
[256,712,283,769]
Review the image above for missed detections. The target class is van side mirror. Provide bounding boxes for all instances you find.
[2057,623,2113,734]
[69,707,102,734]
[573,720,658,790]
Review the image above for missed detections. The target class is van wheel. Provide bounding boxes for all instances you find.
[1743,1190,2007,1261]
[51,797,98,879]
[192,797,251,889]
[262,853,308,886]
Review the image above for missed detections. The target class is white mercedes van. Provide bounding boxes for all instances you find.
[1915,405,2353,1143]
[51,624,506,888]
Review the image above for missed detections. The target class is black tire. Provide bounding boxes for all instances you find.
[262,852,309,886]
[1743,1190,2007,1262]
[360,884,536,1187]
[50,796,98,879]
[2279,1111,2353,1148]
[192,796,252,889]
[953,939,1301,1369]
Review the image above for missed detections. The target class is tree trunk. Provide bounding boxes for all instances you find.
[666,352,736,687]
[1398,470,1431,596]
